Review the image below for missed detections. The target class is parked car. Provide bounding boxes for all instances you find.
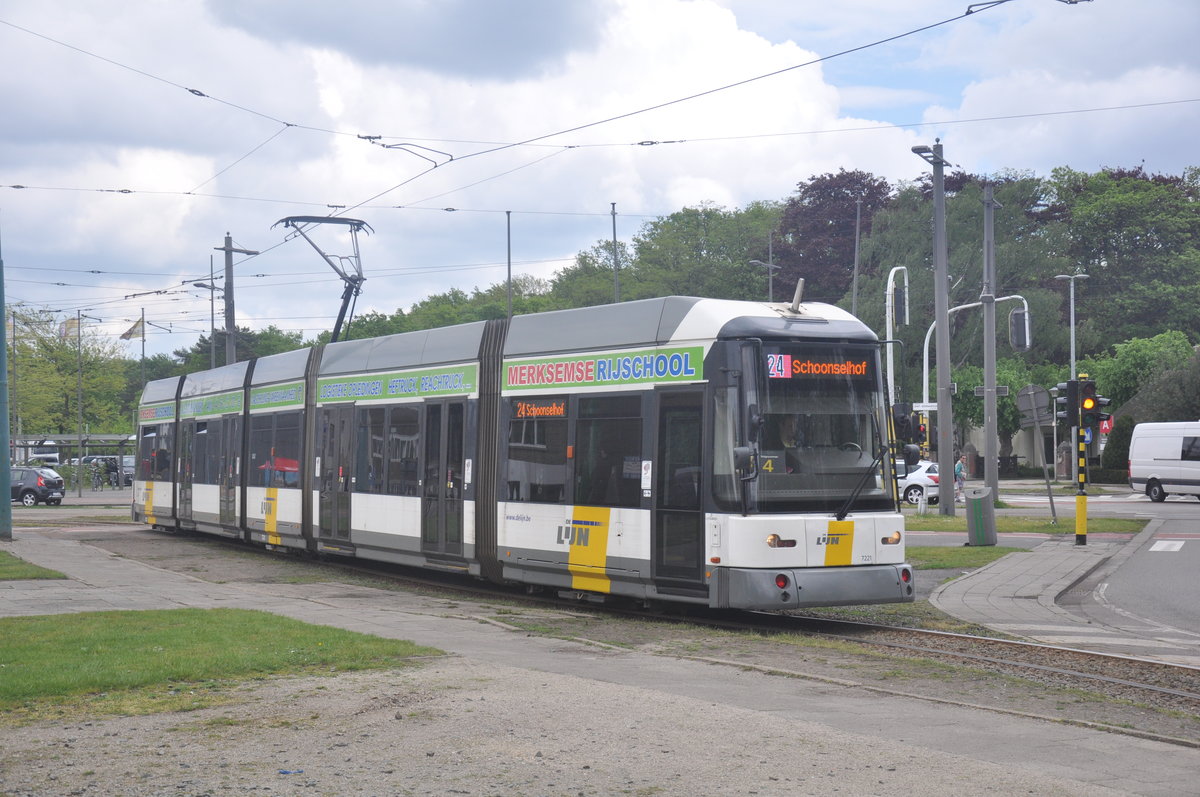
[896,460,939,505]
[10,466,65,506]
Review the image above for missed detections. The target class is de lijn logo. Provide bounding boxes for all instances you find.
[557,518,602,546]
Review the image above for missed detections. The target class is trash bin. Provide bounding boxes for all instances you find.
[964,486,997,546]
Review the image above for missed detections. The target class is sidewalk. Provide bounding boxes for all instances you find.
[931,520,1200,667]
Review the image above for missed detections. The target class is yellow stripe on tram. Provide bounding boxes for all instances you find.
[566,505,611,593]
[823,519,855,566]
[264,487,280,545]
[144,481,156,526]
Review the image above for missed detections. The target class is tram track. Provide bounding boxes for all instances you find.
[269,541,1200,722]
[61,524,1200,747]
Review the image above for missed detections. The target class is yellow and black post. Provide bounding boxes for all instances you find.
[1075,425,1087,545]
[1075,378,1097,546]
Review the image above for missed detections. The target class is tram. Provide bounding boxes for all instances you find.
[133,296,915,610]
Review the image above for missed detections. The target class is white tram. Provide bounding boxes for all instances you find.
[133,297,914,610]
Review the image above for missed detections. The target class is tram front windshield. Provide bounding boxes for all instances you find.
[732,342,893,513]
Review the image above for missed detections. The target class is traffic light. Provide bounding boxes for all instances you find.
[1079,380,1099,427]
[1055,380,1078,424]
[1099,391,1113,429]
[912,415,927,444]
[892,403,912,442]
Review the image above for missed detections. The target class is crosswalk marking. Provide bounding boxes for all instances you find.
[1150,540,1185,551]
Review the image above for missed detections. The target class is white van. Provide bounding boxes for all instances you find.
[1127,421,1200,502]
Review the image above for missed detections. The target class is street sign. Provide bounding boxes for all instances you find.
[1017,384,1052,430]
[1100,417,1113,434]
[912,402,937,412]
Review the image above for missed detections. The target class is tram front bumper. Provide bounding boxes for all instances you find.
[712,563,914,610]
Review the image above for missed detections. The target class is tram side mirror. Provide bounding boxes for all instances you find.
[733,446,757,481]
[747,403,763,442]
[902,443,920,468]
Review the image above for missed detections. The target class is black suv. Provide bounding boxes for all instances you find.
[11,466,66,506]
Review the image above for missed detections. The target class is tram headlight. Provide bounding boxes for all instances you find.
[765,534,796,548]
[881,531,902,545]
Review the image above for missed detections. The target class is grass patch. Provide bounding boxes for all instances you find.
[904,514,1146,535]
[0,550,67,581]
[0,608,443,723]
[907,544,1021,570]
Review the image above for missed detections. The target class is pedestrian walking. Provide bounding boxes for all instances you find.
[954,454,967,502]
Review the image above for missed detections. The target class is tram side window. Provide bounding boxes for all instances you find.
[387,405,420,496]
[193,422,210,484]
[249,415,275,486]
[505,397,568,503]
[249,412,303,487]
[355,407,387,494]
[139,423,174,482]
[275,413,302,485]
[575,396,642,508]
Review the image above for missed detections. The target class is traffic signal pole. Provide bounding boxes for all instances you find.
[1075,425,1088,546]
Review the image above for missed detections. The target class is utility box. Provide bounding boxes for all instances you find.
[965,486,997,546]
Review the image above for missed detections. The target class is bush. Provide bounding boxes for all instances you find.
[1090,467,1129,485]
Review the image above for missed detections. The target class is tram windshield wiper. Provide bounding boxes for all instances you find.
[834,447,884,521]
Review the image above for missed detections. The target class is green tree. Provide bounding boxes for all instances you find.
[549,241,637,307]
[630,201,782,301]
[1048,166,1200,346]
[1122,351,1200,422]
[172,325,305,372]
[1101,414,1135,470]
[1079,331,1194,408]
[856,173,1068,404]
[774,169,892,304]
[8,310,131,437]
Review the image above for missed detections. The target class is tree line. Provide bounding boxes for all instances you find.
[12,165,1199,451]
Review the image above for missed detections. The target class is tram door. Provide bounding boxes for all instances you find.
[316,406,354,542]
[177,420,195,522]
[421,400,464,557]
[218,418,240,528]
[652,390,706,592]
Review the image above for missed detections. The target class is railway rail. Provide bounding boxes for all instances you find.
[235,533,1200,739]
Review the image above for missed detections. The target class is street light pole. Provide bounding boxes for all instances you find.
[75,311,101,498]
[1055,272,1089,486]
[1055,273,1089,380]
[192,278,223,370]
[748,259,780,302]
[912,140,955,514]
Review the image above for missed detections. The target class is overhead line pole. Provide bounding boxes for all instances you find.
[0,217,11,540]
[912,141,954,514]
[214,233,258,365]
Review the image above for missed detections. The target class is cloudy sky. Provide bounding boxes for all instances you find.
[2,0,1197,359]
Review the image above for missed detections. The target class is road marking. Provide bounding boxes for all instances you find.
[1149,540,1185,552]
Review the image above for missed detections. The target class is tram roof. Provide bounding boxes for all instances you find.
[318,321,488,375]
[503,296,873,356]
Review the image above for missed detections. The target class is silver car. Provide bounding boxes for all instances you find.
[896,460,940,505]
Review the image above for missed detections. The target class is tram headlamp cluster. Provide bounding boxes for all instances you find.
[881,531,902,545]
[765,534,796,548]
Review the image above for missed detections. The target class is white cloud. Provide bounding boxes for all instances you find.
[0,0,1196,356]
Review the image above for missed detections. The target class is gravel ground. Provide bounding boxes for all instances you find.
[0,659,1139,797]
[1,510,1197,795]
